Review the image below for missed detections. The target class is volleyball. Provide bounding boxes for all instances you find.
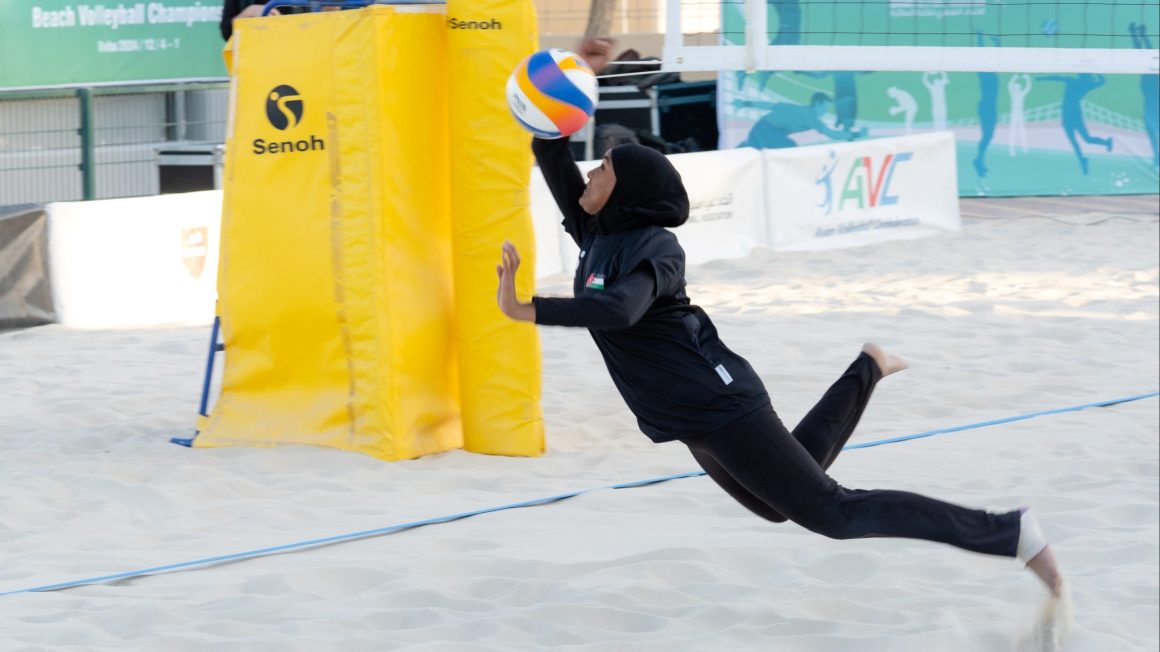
[506,49,599,139]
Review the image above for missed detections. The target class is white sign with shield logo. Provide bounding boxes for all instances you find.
[48,191,221,328]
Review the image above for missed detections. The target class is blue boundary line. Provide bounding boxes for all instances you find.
[844,391,1160,450]
[2,391,1155,597]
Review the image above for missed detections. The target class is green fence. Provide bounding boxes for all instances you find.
[0,82,229,205]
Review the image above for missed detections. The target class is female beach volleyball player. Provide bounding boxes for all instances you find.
[495,38,1064,599]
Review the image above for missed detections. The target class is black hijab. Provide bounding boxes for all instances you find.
[587,144,689,235]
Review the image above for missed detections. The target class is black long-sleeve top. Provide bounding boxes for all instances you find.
[220,0,259,41]
[221,0,305,41]
[531,138,769,442]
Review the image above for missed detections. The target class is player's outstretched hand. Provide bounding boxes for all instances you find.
[577,37,614,75]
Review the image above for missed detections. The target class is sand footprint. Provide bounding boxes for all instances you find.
[1016,585,1074,652]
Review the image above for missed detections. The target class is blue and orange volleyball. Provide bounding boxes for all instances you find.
[506,49,599,139]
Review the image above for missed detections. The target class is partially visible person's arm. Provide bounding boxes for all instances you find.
[528,37,613,246]
[532,268,656,330]
[532,137,589,246]
[221,0,276,41]
[221,0,244,41]
[576,37,612,76]
[496,241,657,330]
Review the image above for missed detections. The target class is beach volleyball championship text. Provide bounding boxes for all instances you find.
[31,3,222,30]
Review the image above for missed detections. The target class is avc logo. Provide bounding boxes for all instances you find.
[817,150,913,215]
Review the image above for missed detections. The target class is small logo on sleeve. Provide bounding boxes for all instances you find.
[714,364,734,385]
[585,273,605,290]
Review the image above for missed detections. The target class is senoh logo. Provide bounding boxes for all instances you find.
[817,151,913,215]
[447,17,502,29]
[253,84,326,156]
[265,85,303,130]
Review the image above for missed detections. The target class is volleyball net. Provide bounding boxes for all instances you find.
[661,0,1160,73]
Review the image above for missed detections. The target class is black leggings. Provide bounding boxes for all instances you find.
[682,353,1020,557]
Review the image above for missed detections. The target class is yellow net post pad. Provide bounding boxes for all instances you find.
[198,6,462,461]
[448,0,545,456]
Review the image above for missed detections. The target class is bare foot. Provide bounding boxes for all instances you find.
[862,342,908,378]
[1027,544,1064,597]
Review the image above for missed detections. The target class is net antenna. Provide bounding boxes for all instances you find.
[661,0,1160,74]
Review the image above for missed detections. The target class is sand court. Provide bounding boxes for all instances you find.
[0,196,1156,651]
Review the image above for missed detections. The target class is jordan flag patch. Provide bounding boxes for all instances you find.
[585,273,605,290]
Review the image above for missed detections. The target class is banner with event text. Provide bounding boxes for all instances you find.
[1,0,227,89]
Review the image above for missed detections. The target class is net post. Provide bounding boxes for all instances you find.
[744,0,767,72]
[663,0,683,69]
[77,87,95,201]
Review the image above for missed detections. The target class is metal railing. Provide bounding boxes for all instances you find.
[0,81,229,206]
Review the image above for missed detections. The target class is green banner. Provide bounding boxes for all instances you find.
[720,1,1160,196]
[0,1,228,90]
